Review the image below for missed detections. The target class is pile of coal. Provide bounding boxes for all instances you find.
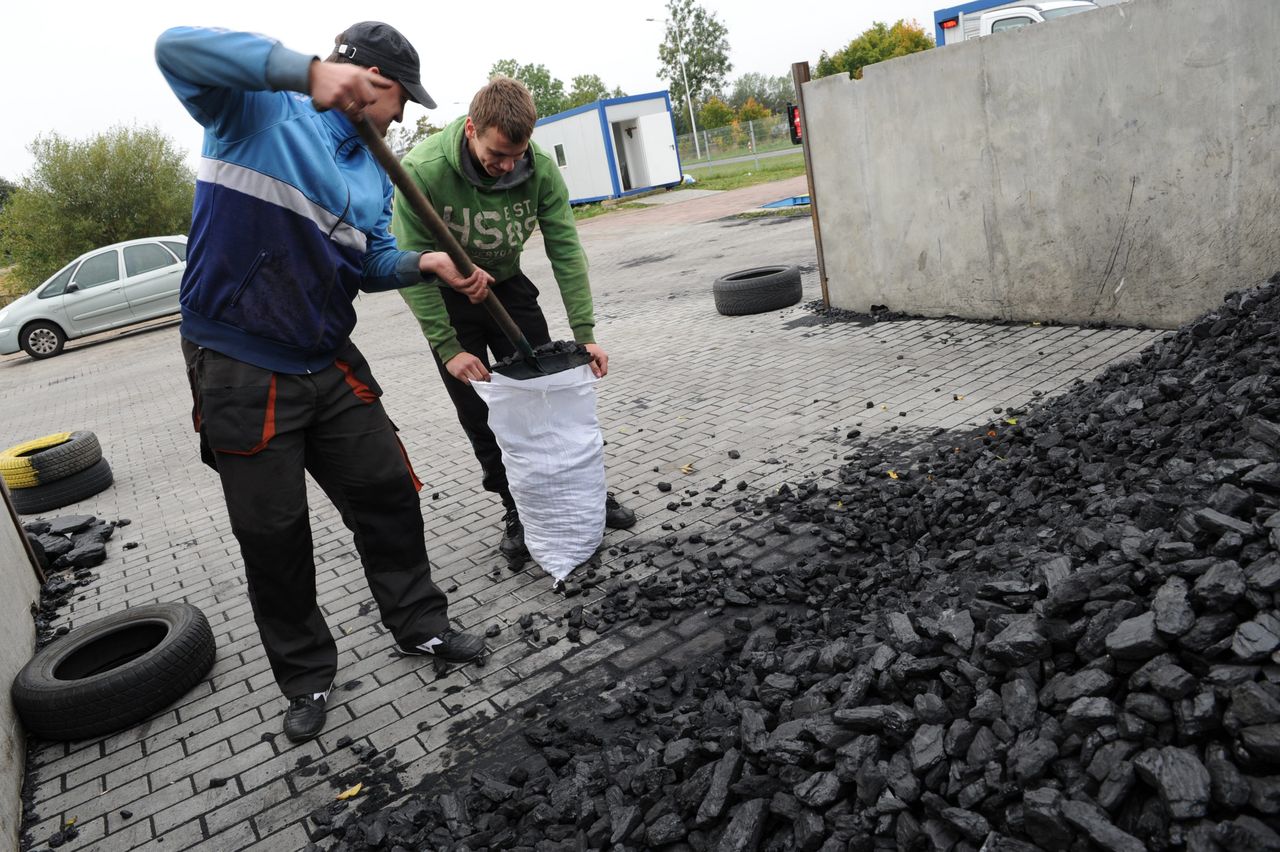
[22,514,121,648]
[310,277,1280,851]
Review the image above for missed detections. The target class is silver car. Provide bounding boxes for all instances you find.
[0,236,187,359]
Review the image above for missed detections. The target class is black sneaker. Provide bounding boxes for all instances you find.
[605,492,637,529]
[283,689,329,743]
[399,629,487,665]
[499,507,529,563]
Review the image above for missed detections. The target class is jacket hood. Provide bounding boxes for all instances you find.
[442,116,535,192]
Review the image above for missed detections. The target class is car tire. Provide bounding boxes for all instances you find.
[712,266,803,316]
[11,602,216,741]
[10,457,114,515]
[0,431,102,489]
[20,321,66,359]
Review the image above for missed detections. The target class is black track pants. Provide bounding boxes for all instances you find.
[183,338,449,698]
[432,272,552,506]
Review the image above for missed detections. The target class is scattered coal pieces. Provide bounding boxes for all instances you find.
[310,281,1280,850]
[22,514,123,648]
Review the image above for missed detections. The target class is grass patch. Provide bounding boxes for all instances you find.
[682,152,806,192]
[572,201,649,222]
[732,206,811,221]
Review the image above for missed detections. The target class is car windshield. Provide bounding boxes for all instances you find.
[1041,6,1093,18]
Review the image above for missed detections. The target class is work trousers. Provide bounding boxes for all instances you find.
[433,272,552,506]
[183,338,449,698]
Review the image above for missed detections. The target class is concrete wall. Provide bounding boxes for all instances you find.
[806,0,1280,328]
[0,487,38,851]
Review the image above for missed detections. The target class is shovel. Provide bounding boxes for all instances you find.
[355,117,592,380]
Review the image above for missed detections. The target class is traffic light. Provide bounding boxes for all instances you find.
[786,103,803,145]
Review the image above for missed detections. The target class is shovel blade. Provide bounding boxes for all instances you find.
[493,349,594,381]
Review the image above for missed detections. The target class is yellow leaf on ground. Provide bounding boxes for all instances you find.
[336,783,363,800]
[1005,418,1018,425]
[887,471,899,479]
[680,463,695,474]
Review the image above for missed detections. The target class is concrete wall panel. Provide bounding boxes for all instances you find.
[807,0,1280,328]
[0,487,38,851]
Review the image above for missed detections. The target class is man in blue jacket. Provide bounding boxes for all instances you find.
[156,22,490,743]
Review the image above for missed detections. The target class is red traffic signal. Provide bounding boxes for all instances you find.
[786,103,803,144]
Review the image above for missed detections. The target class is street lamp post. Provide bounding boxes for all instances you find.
[649,16,701,160]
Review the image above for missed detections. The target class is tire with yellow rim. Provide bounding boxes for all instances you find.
[0,431,103,490]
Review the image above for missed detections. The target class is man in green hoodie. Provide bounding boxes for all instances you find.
[391,76,635,565]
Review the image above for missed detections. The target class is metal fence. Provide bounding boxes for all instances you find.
[676,114,800,170]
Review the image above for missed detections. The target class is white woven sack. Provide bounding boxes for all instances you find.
[472,364,605,580]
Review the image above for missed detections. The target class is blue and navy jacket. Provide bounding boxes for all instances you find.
[156,27,423,374]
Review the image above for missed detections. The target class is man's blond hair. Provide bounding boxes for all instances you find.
[469,76,538,143]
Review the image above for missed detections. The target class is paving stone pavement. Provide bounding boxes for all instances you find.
[0,176,1161,851]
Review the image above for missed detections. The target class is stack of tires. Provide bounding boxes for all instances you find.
[0,431,113,515]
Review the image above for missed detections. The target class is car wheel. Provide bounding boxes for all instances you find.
[20,321,66,359]
[712,266,804,316]
[11,602,216,741]
[0,431,102,489]
[9,457,114,515]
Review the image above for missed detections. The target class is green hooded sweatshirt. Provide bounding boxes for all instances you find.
[390,116,594,364]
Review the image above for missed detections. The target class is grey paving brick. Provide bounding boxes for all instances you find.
[560,635,629,674]
[175,819,258,852]
[92,815,161,851]
[200,777,292,838]
[150,777,244,835]
[239,825,313,852]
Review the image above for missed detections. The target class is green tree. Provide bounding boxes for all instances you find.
[737,97,770,122]
[487,59,567,118]
[698,96,735,130]
[387,116,441,157]
[0,177,15,212]
[0,126,194,290]
[815,19,934,80]
[566,74,626,109]
[657,0,732,133]
[729,73,793,115]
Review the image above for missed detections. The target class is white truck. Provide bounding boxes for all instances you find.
[933,0,1099,45]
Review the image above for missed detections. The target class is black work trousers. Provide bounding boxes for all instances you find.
[183,338,449,698]
[433,272,552,507]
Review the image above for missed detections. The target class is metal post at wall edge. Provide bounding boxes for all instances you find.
[791,61,829,306]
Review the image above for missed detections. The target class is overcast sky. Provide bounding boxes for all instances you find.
[3,0,939,180]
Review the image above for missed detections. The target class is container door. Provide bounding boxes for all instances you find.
[637,112,681,187]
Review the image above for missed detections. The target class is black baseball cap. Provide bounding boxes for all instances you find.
[334,22,436,109]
